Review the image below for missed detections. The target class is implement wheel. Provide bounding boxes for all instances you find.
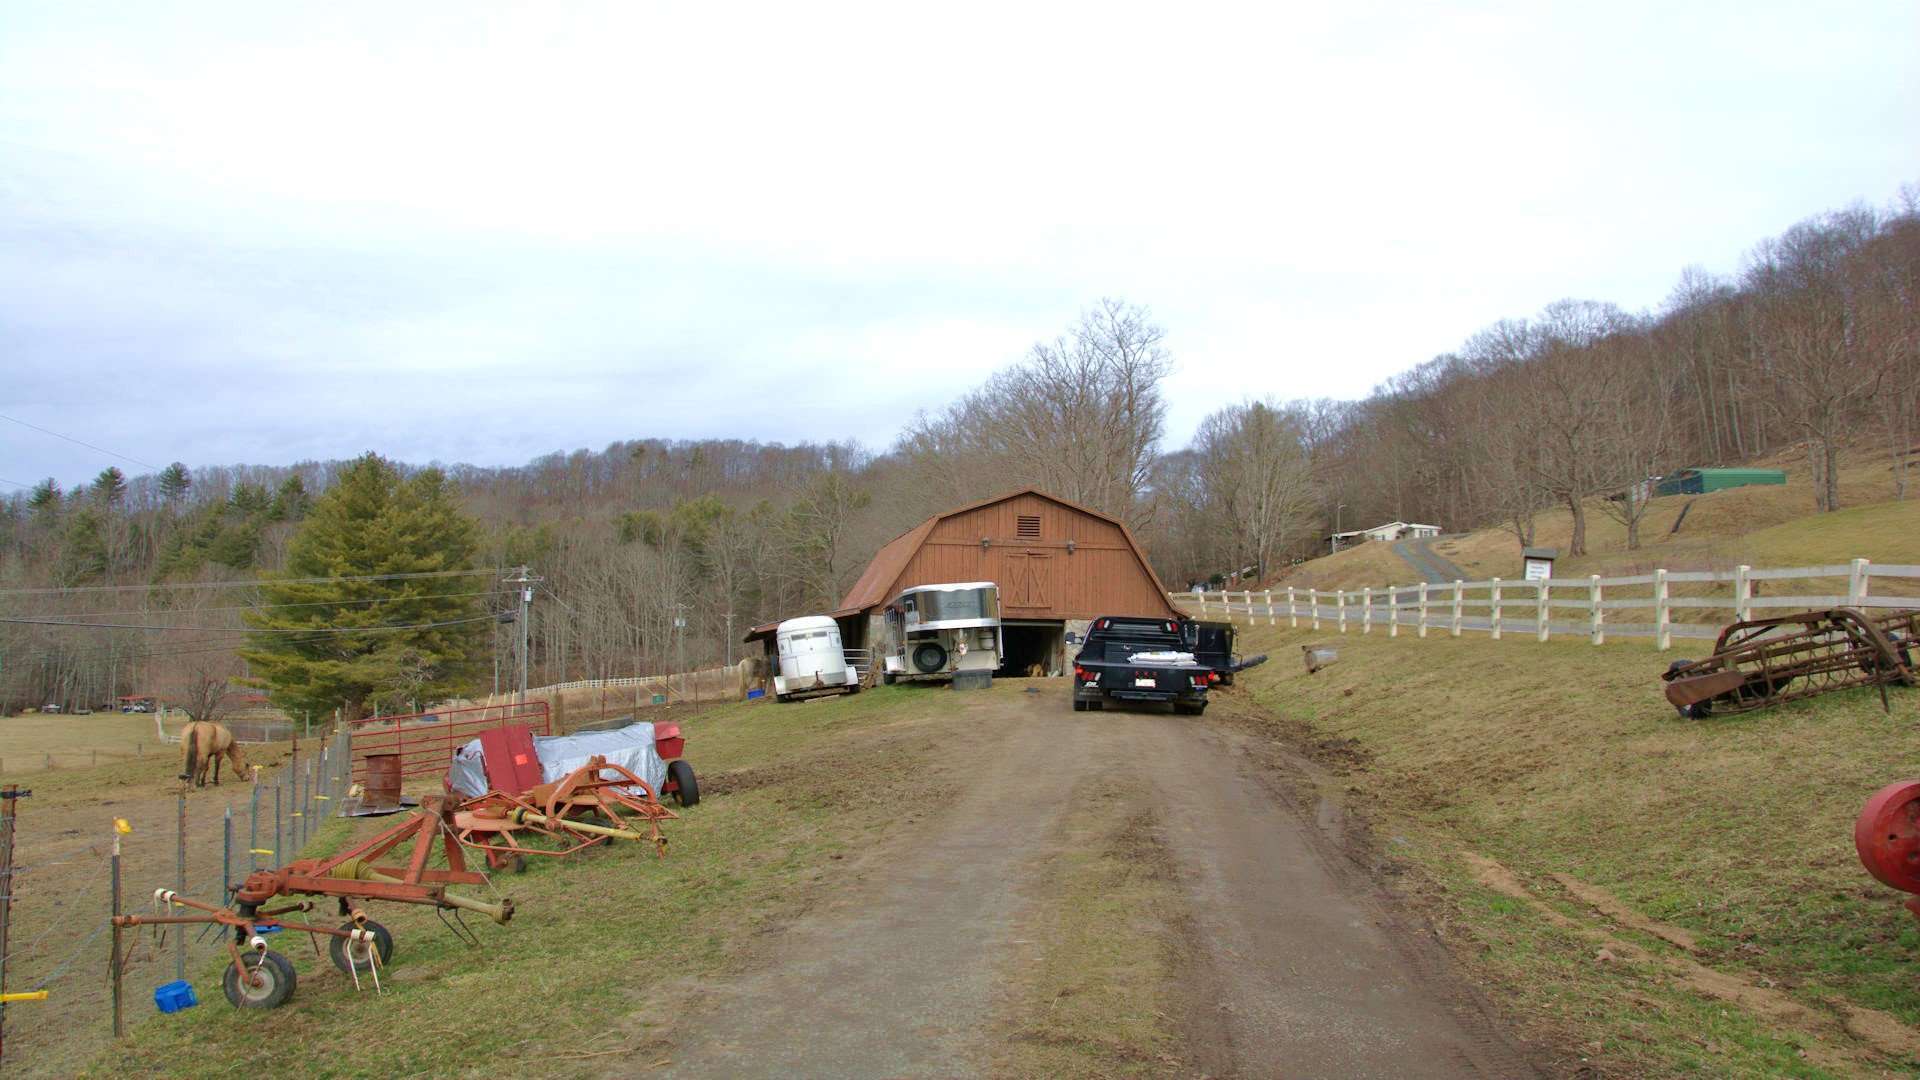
[328,920,395,975]
[223,949,296,1009]
[1856,780,1920,894]
[668,759,699,807]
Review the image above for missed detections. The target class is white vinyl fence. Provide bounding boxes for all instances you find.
[1172,558,1920,651]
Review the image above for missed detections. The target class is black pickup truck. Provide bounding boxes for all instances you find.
[1071,615,1214,715]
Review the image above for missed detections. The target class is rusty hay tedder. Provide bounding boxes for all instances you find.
[118,713,699,1011]
[1659,607,1917,719]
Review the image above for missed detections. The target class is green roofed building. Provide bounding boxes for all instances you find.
[1654,467,1788,496]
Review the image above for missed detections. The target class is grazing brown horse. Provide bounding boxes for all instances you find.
[179,721,251,787]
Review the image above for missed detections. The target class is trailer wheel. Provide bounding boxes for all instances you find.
[668,759,699,806]
[223,949,297,1009]
[328,920,395,975]
[912,642,948,674]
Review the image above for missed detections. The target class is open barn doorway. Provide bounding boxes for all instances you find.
[997,621,1064,677]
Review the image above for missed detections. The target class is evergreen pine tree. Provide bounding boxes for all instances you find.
[158,462,192,501]
[242,453,487,721]
[90,467,128,506]
[27,479,60,520]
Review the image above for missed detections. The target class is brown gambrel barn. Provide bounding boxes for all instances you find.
[836,488,1178,675]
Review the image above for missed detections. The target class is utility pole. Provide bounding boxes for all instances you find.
[504,567,542,702]
[724,612,735,668]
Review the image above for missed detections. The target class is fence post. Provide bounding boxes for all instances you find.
[1287,587,1298,628]
[274,783,282,871]
[1418,582,1429,637]
[222,806,232,899]
[1242,589,1254,624]
[1309,589,1319,629]
[1734,564,1752,621]
[1361,588,1372,634]
[174,787,185,982]
[1452,580,1463,637]
[1197,591,1207,616]
[1655,568,1671,651]
[110,828,123,1039]
[1536,579,1551,642]
[1265,589,1275,626]
[1490,578,1503,640]
[1387,586,1399,637]
[1590,575,1604,645]
[1849,558,1870,606]
[1337,590,1347,633]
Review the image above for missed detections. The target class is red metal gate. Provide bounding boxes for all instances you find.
[346,701,551,784]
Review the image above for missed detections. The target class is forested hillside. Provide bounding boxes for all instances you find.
[3,187,1914,712]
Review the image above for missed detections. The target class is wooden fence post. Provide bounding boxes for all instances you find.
[1589,575,1604,645]
[1362,588,1372,634]
[1417,582,1429,638]
[1490,578,1503,640]
[1536,579,1551,642]
[1655,568,1671,651]
[1244,589,1255,625]
[1849,558,1870,606]
[1288,587,1298,628]
[1734,565,1751,621]
[1338,590,1347,633]
[1265,589,1276,626]
[1451,580,1463,637]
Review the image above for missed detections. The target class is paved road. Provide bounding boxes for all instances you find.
[1391,536,1470,584]
[661,683,1536,1078]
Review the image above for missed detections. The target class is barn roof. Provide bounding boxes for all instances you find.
[837,487,1173,613]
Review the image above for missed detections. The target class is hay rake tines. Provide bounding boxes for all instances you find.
[1660,608,1917,718]
[453,755,678,867]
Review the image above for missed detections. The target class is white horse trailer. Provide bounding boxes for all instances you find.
[773,615,858,701]
[880,582,1002,685]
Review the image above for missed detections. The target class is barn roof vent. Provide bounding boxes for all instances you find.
[1016,515,1041,539]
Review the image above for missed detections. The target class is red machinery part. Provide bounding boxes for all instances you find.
[1855,780,1920,894]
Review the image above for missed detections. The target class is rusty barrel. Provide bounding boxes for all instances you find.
[363,753,403,810]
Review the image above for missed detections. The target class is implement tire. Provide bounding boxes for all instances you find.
[223,949,296,1009]
[668,759,699,807]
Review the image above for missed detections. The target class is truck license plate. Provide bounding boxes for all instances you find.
[1134,677,1157,688]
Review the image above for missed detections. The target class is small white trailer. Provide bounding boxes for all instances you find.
[773,615,859,702]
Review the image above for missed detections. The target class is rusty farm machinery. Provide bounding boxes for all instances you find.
[114,795,512,1008]
[1659,608,1917,719]
[117,719,699,1010]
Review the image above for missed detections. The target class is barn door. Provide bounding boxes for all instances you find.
[1008,553,1052,609]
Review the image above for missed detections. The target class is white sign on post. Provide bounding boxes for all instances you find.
[1524,559,1551,582]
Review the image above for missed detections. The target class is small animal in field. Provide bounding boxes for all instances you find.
[179,720,251,787]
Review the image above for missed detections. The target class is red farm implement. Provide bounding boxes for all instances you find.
[112,795,511,1009]
[450,722,697,870]
[1659,608,1917,718]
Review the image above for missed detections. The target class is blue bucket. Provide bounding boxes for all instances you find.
[154,979,198,1013]
[746,688,765,700]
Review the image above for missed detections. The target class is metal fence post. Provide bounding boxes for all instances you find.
[0,786,26,1062]
[1655,568,1671,651]
[110,829,123,1039]
[1536,579,1551,642]
[222,805,232,899]
[1452,580,1463,636]
[174,787,185,982]
[274,783,282,870]
[1417,582,1429,638]
[1490,578,1503,640]
[249,783,261,873]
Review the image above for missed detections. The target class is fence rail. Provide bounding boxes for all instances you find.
[1172,558,1920,651]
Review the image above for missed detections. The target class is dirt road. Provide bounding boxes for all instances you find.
[660,682,1535,1078]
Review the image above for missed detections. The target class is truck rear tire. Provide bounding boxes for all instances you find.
[1072,698,1087,712]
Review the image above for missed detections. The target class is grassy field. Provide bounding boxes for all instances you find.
[1219,616,1920,1077]
[79,686,983,1078]
[0,710,181,773]
[1278,445,1918,594]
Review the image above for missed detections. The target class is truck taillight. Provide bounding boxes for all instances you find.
[1209,672,1222,684]
[1073,665,1088,681]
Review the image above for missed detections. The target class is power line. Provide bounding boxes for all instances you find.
[0,615,499,634]
[20,590,508,621]
[0,413,159,471]
[0,568,504,598]
[0,478,29,490]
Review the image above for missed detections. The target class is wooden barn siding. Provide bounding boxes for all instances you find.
[892,493,1174,619]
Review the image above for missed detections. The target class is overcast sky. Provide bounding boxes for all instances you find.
[3,1,1916,490]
